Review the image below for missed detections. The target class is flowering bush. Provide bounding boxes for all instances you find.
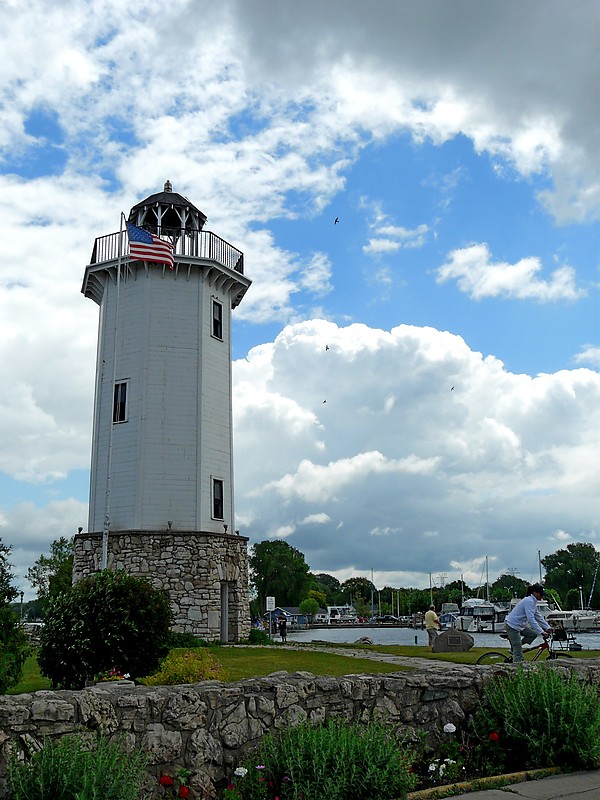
[140,648,225,685]
[412,720,507,789]
[473,667,600,770]
[158,768,192,798]
[95,667,131,682]
[223,720,416,800]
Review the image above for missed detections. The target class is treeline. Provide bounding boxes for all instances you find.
[249,539,600,617]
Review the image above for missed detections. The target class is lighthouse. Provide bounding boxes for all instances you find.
[73,183,251,641]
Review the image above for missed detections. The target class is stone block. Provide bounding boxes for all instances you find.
[432,630,474,652]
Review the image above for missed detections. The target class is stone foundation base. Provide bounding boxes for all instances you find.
[73,530,250,641]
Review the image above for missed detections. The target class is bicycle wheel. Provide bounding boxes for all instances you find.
[476,651,511,665]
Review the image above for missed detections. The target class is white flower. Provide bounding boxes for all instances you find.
[234,767,248,778]
[443,723,456,734]
[428,763,437,773]
[124,673,130,679]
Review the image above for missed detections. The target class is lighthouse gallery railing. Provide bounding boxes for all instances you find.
[91,229,244,275]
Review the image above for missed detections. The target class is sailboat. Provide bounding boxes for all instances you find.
[455,557,509,633]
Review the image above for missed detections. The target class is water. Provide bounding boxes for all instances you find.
[286,626,600,651]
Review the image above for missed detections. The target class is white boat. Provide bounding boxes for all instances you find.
[545,608,600,632]
[455,598,509,633]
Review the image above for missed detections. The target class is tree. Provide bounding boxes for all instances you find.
[490,573,528,602]
[310,573,342,605]
[249,541,311,611]
[340,577,375,605]
[299,597,319,619]
[38,569,173,689]
[27,536,74,614]
[0,540,29,692]
[307,588,326,608]
[541,543,600,608]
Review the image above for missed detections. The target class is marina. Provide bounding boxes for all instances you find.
[286,624,600,651]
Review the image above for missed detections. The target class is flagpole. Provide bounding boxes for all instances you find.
[102,212,125,570]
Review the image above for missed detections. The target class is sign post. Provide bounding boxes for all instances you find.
[266,596,275,641]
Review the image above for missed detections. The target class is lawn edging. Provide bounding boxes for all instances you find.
[406,766,561,799]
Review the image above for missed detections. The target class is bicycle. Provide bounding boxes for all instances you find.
[476,631,575,665]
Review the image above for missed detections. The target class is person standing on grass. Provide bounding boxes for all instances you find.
[424,605,441,648]
[504,583,551,663]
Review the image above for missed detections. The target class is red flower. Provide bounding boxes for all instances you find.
[178,787,190,798]
[489,731,500,742]
[159,774,175,786]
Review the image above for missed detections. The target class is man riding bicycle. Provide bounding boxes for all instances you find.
[504,583,552,663]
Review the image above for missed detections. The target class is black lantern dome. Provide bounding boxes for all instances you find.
[128,180,208,238]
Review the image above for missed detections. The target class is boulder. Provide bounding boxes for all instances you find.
[432,629,474,652]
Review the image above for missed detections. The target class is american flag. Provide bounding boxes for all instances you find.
[126,222,175,269]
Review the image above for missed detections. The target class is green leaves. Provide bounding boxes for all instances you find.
[37,569,173,688]
[249,540,311,610]
[7,734,149,800]
[474,667,600,770]
[235,719,417,800]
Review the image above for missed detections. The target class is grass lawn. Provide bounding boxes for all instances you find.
[7,647,410,694]
[326,641,600,663]
[8,642,599,695]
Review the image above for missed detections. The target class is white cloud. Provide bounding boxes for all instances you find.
[266,450,440,503]
[0,1,598,596]
[298,252,333,296]
[301,513,331,525]
[234,320,600,580]
[0,499,87,593]
[436,244,585,302]
[574,346,600,368]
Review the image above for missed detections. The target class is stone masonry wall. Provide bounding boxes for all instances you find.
[1,659,599,799]
[73,531,250,641]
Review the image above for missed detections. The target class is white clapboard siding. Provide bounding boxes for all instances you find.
[85,260,249,534]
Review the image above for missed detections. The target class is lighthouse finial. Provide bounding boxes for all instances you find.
[164,180,172,193]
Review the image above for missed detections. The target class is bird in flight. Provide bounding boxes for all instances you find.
[322,399,327,404]
[450,386,455,391]
[334,217,339,224]
[325,345,329,351]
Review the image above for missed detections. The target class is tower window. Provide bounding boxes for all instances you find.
[212,477,224,520]
[113,381,128,423]
[212,299,223,340]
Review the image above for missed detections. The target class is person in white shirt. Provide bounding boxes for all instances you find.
[504,583,551,663]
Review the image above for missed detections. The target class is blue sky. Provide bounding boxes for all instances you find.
[1,0,599,600]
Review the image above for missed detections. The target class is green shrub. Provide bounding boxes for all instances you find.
[167,630,210,649]
[0,606,29,693]
[473,667,600,770]
[7,733,149,800]
[227,719,416,800]
[140,648,225,685]
[37,569,173,689]
[0,539,30,693]
[247,627,270,645]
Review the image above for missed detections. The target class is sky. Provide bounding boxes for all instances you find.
[1,0,599,601]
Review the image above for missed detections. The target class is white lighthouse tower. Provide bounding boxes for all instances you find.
[73,183,251,641]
